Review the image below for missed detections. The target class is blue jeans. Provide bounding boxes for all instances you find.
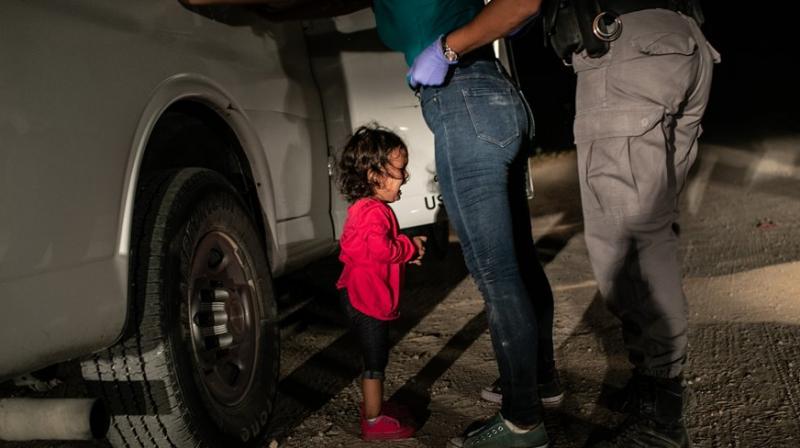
[420,59,554,426]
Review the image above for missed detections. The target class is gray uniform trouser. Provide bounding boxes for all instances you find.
[572,9,719,378]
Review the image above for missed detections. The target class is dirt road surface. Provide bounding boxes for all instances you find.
[271,141,800,448]
[3,137,799,447]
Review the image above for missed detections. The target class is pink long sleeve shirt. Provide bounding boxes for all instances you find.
[336,198,417,320]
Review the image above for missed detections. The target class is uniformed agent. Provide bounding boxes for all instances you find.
[542,0,719,446]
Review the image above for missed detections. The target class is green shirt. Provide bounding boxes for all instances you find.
[373,0,485,66]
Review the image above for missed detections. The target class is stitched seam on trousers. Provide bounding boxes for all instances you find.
[627,136,640,210]
[676,125,700,200]
[584,141,603,214]
[436,102,480,296]
[439,96,498,311]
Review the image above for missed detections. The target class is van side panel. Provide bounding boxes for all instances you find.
[0,2,330,378]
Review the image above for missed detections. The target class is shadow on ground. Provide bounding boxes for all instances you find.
[545,295,800,447]
[266,184,587,441]
[266,242,471,440]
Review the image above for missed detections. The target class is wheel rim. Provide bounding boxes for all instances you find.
[188,231,259,408]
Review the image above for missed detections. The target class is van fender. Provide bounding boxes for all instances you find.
[119,73,284,275]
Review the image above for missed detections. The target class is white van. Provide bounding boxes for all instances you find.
[0,2,444,446]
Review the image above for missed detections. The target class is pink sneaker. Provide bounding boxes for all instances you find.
[360,414,415,441]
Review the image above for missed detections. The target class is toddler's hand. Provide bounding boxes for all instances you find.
[410,236,427,265]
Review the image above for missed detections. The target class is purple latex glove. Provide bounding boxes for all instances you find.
[507,12,539,39]
[407,35,457,88]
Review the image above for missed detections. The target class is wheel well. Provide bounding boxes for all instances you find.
[138,101,269,252]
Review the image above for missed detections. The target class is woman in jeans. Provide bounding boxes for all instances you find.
[373,1,559,446]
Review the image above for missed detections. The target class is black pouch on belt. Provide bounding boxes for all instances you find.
[543,0,609,62]
[544,0,705,62]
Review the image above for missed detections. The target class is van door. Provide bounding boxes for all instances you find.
[303,9,441,237]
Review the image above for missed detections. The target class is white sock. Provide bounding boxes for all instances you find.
[503,416,535,434]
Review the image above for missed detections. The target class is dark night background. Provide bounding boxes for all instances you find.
[509,4,799,151]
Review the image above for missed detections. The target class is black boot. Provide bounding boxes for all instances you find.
[606,371,695,415]
[593,375,690,448]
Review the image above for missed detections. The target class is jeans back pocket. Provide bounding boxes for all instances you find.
[462,87,520,148]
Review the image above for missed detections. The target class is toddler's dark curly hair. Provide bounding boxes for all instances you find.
[337,124,408,202]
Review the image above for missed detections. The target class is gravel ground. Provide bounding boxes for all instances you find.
[3,137,799,448]
[271,141,800,448]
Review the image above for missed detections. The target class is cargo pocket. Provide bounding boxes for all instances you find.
[632,32,697,57]
[574,105,668,217]
[462,87,520,148]
[574,105,664,143]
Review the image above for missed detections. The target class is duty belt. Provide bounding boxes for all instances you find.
[543,0,702,62]
[599,0,676,16]
[595,0,693,41]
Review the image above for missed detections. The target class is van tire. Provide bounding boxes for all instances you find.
[82,168,279,448]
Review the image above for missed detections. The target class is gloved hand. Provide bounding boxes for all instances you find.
[507,12,539,39]
[407,35,457,88]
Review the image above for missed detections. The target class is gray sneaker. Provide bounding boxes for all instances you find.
[480,376,565,408]
[448,413,549,448]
